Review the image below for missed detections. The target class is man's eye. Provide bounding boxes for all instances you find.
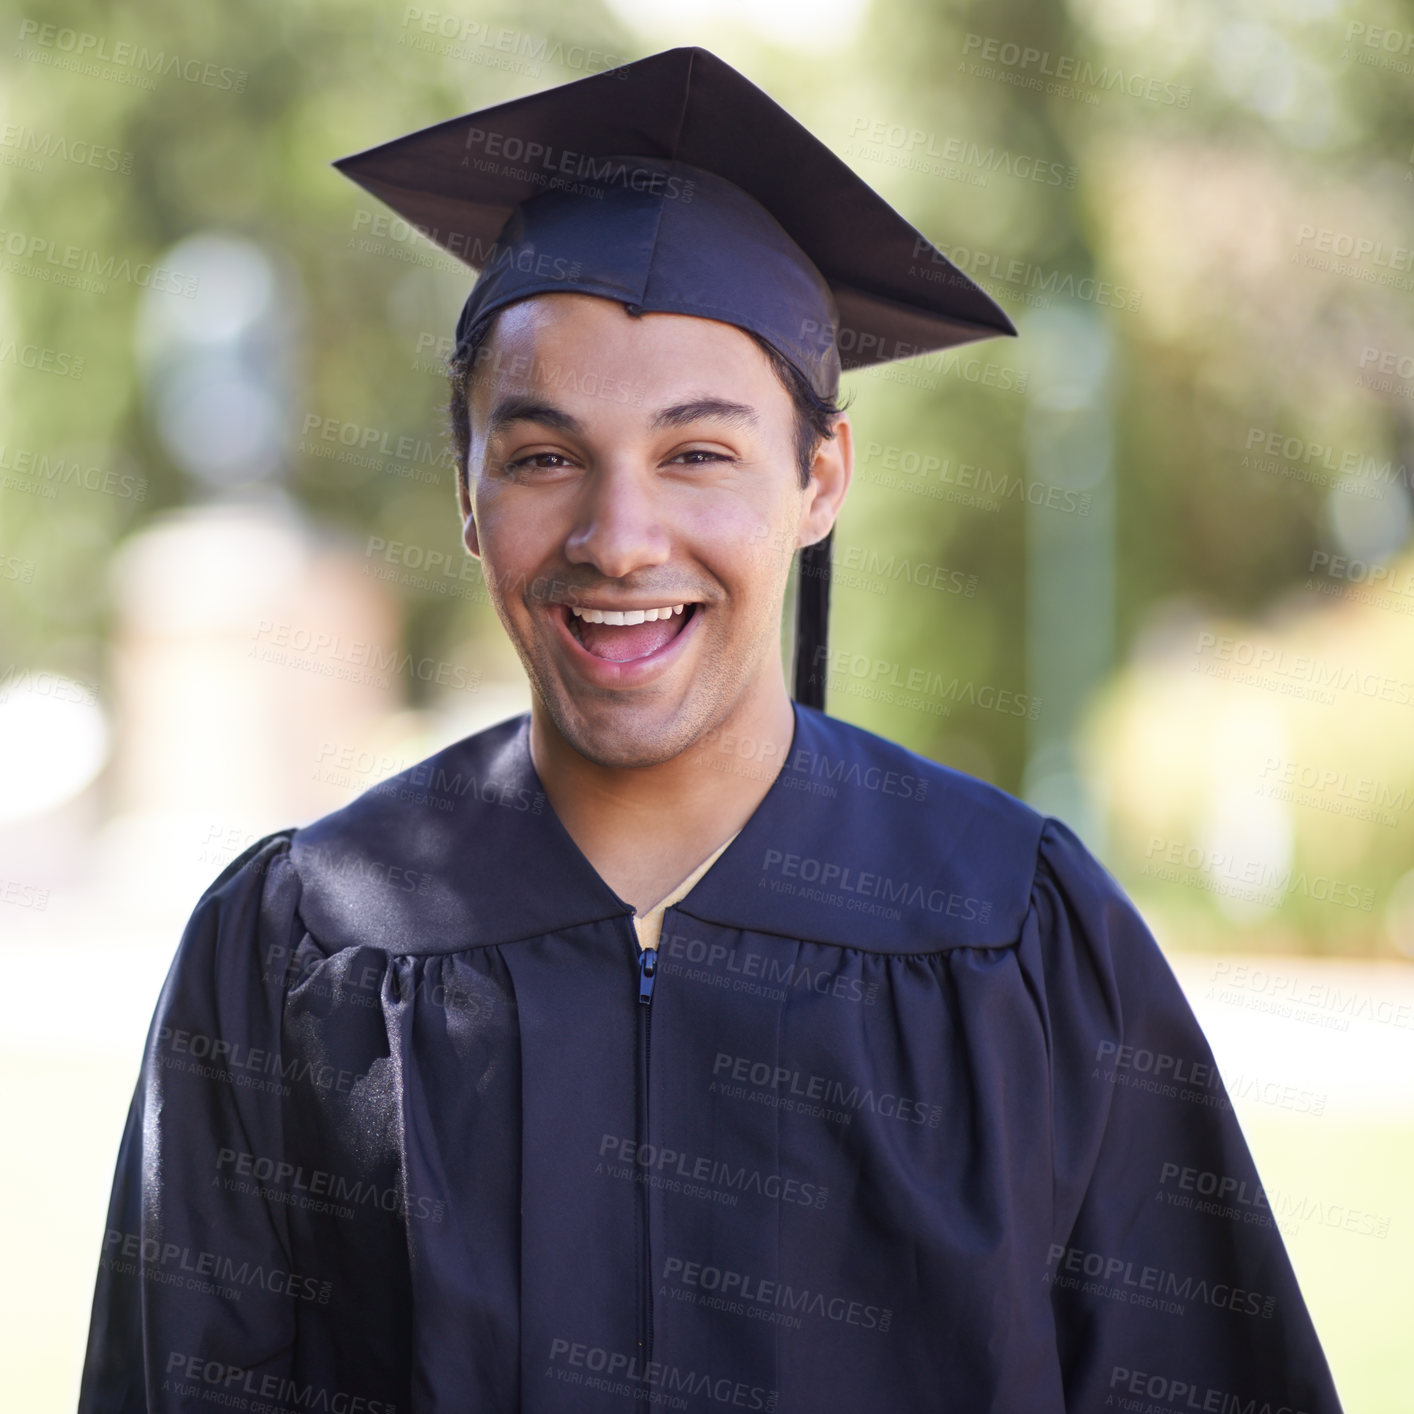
[672,450,732,465]
[503,453,573,473]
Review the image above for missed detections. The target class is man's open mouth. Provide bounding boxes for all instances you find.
[563,602,699,662]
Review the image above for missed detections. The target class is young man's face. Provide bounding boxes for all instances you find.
[460,292,850,769]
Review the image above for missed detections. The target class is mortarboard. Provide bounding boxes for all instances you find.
[333,46,1017,711]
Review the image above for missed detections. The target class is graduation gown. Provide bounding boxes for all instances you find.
[79,703,1344,1413]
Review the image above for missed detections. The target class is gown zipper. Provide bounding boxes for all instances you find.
[635,937,657,1372]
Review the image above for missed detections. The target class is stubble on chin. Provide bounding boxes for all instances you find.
[537,670,727,770]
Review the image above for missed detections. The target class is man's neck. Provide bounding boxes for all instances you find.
[528,685,796,915]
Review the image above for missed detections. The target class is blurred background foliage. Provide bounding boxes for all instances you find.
[4,2,1413,1410]
[6,0,1414,955]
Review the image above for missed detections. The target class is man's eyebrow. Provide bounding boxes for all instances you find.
[650,398,759,431]
[486,396,584,439]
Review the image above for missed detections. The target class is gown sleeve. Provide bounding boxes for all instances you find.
[1026,815,1345,1413]
[78,831,305,1414]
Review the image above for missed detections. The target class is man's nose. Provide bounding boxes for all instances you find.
[562,463,672,579]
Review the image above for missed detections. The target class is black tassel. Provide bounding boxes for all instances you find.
[792,528,832,710]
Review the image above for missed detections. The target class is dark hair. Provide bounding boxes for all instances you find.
[446,303,847,511]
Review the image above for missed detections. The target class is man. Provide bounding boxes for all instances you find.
[81,48,1344,1413]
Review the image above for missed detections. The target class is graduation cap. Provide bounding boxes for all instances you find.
[333,46,1017,711]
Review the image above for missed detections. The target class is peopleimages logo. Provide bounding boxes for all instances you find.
[1046,1243,1277,1321]
[15,19,247,91]
[660,1256,893,1334]
[163,1355,394,1413]
[760,849,993,923]
[596,1133,829,1211]
[711,1051,944,1128]
[462,130,695,201]
[102,1230,331,1304]
[215,1148,446,1224]
[545,1338,777,1412]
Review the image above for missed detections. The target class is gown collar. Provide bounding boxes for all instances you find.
[290,702,1044,956]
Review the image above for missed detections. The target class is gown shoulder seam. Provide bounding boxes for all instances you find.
[1022,814,1062,918]
[204,826,298,900]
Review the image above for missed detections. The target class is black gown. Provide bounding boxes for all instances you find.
[79,703,1344,1413]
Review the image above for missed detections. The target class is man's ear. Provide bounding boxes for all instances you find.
[797,412,853,549]
[457,468,481,558]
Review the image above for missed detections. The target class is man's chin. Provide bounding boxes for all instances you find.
[521,629,750,770]
[528,668,718,769]
[551,700,702,770]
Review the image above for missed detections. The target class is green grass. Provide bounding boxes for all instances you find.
[1240,1115,1414,1413]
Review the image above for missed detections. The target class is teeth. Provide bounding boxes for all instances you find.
[569,603,687,624]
